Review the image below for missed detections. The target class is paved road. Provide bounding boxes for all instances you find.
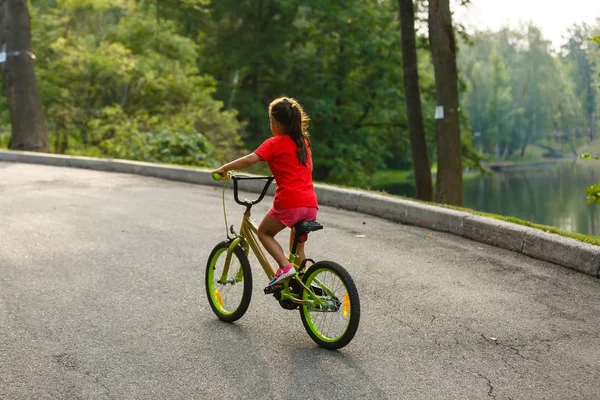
[1,162,599,400]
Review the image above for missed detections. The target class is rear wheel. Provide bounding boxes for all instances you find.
[299,261,360,350]
[205,241,252,322]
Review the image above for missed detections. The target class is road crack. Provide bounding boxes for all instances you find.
[481,334,527,359]
[476,373,496,399]
[387,314,417,333]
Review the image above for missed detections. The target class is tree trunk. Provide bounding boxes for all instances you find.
[568,129,577,157]
[428,0,462,205]
[398,0,433,201]
[501,143,509,161]
[3,0,48,152]
[520,116,534,157]
[519,131,530,158]
[585,63,596,141]
[591,109,596,143]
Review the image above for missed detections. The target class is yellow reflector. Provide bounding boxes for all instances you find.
[215,289,224,307]
[343,293,349,317]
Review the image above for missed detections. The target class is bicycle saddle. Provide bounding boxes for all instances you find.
[293,220,323,236]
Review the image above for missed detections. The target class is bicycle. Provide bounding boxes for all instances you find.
[205,172,360,350]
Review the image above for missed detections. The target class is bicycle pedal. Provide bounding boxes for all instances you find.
[263,283,285,294]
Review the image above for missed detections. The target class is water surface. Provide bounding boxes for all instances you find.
[375,161,600,236]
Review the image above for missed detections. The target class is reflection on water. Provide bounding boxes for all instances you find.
[375,161,600,236]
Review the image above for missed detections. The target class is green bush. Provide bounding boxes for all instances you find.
[31,1,243,166]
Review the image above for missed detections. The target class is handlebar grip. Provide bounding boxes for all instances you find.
[212,171,230,181]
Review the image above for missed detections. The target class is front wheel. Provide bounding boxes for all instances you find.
[205,241,252,322]
[299,261,360,350]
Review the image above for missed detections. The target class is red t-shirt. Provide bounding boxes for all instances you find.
[254,134,318,209]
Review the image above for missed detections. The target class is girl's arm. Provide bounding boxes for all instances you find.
[211,153,261,177]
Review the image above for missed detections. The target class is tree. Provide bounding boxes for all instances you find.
[549,58,582,157]
[581,35,600,205]
[1,0,48,152]
[516,25,555,157]
[428,0,462,205]
[28,0,242,165]
[397,0,432,201]
[191,0,409,186]
[485,45,513,160]
[459,27,587,161]
[563,24,597,142]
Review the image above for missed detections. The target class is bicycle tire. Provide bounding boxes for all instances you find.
[299,261,360,350]
[205,241,252,322]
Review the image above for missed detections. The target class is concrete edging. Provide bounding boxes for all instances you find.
[2,149,599,278]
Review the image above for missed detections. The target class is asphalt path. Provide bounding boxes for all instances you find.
[1,162,599,400]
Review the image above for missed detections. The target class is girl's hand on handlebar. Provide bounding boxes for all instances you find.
[211,167,227,181]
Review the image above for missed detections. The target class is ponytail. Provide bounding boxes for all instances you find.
[268,97,311,166]
[289,104,309,166]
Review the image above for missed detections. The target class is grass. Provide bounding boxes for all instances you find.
[370,169,413,187]
[0,134,8,149]
[577,137,600,156]
[442,204,600,246]
[371,168,483,188]
[391,189,600,245]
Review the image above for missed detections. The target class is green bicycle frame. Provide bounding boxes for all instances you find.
[219,211,276,283]
[219,210,333,308]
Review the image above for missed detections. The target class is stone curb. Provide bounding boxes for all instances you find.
[2,149,599,278]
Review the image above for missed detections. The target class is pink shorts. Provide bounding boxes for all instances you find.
[267,206,318,228]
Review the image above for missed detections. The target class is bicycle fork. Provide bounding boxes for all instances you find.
[219,237,247,284]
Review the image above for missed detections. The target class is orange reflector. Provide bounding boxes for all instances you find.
[343,293,349,317]
[215,289,224,307]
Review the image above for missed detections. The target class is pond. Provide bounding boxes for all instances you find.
[374,161,600,236]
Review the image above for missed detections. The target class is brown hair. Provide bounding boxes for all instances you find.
[268,97,311,166]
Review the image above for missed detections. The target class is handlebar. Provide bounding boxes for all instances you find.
[232,175,274,207]
[212,171,274,207]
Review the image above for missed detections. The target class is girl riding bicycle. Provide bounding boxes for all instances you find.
[211,97,318,286]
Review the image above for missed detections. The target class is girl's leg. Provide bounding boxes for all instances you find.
[257,214,289,269]
[289,229,306,266]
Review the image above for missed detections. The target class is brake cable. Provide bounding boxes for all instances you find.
[219,172,233,240]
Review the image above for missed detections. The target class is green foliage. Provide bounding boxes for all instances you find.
[563,25,598,145]
[29,0,242,166]
[24,0,486,187]
[459,24,600,161]
[21,1,599,193]
[485,45,513,151]
[580,34,600,205]
[0,105,9,149]
[0,64,10,148]
[79,106,211,165]
[461,135,486,172]
[192,0,411,185]
[579,152,599,160]
[0,133,9,149]
[585,184,600,204]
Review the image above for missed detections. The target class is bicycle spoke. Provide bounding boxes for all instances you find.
[213,252,244,313]
[304,268,351,342]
